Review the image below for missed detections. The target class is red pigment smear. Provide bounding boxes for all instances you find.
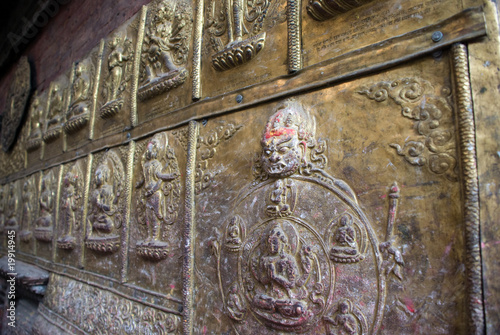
[404,297,415,313]
[380,194,387,199]
[203,326,207,335]
[170,284,175,290]
[264,128,296,139]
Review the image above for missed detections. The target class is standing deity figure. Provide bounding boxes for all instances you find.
[100,35,132,118]
[5,183,18,229]
[135,133,180,259]
[86,150,123,253]
[20,178,35,242]
[27,96,44,150]
[35,172,55,242]
[57,164,82,249]
[107,36,129,103]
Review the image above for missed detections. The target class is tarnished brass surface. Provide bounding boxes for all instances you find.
[0,0,497,333]
[1,56,31,152]
[136,0,194,124]
[65,43,104,152]
[93,10,145,140]
[42,74,70,160]
[192,54,468,334]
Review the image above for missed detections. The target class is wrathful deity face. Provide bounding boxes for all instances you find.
[261,102,314,177]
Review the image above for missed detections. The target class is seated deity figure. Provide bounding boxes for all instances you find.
[252,222,312,319]
[106,35,129,103]
[67,63,90,120]
[136,133,177,244]
[47,85,62,128]
[91,164,116,233]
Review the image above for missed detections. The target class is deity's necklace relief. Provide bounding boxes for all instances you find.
[212,100,404,334]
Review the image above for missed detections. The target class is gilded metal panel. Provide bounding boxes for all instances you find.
[136,0,195,125]
[19,173,40,256]
[128,128,187,297]
[93,10,145,140]
[54,157,90,268]
[34,166,62,262]
[42,73,71,160]
[192,53,469,334]
[199,0,288,97]
[26,90,48,167]
[84,146,132,280]
[64,43,104,152]
[1,56,31,152]
[301,0,464,69]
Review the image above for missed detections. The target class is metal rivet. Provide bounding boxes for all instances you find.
[236,94,243,103]
[431,31,443,43]
[127,133,131,139]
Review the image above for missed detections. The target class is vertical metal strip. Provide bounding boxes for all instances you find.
[89,40,105,140]
[451,43,484,335]
[131,6,148,127]
[287,0,302,73]
[192,0,204,100]
[52,166,64,262]
[121,141,135,283]
[182,121,198,335]
[80,154,93,268]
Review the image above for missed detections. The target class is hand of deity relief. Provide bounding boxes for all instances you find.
[379,241,404,280]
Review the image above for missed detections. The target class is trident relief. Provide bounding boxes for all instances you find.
[213,100,404,334]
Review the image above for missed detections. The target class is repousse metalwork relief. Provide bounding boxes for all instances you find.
[94,11,145,139]
[42,73,71,160]
[200,0,288,97]
[41,273,181,334]
[128,129,186,295]
[35,167,61,261]
[137,0,193,124]
[65,44,103,151]
[19,174,38,248]
[193,54,468,334]
[1,56,31,152]
[85,147,130,279]
[55,158,90,268]
[0,0,492,333]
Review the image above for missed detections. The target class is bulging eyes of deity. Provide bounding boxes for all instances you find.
[261,135,305,178]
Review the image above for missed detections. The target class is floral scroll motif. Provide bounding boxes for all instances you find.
[195,122,242,193]
[359,78,458,181]
[44,274,179,334]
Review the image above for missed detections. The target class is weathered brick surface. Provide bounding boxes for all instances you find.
[0,0,150,113]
